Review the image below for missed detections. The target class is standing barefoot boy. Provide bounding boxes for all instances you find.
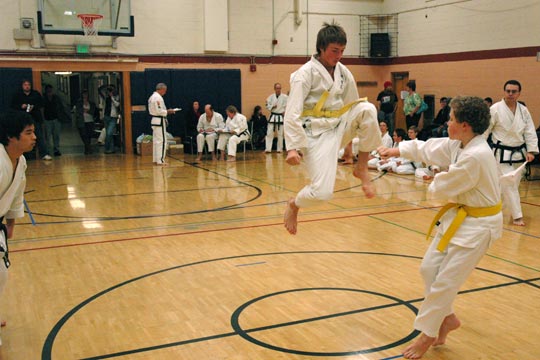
[378,96,502,359]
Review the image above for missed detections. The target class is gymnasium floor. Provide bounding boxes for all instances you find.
[2,149,540,359]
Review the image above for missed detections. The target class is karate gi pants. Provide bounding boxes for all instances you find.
[228,134,249,157]
[498,162,524,220]
[266,122,284,152]
[413,230,491,337]
[197,133,217,153]
[152,124,167,164]
[295,102,379,208]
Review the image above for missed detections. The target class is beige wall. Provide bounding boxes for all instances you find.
[2,53,538,148]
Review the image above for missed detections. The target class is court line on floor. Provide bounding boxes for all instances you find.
[11,206,434,253]
[46,251,538,360]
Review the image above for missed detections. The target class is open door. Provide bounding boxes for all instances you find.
[392,72,409,131]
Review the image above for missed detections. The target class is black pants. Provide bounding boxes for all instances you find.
[78,122,95,154]
[406,113,421,129]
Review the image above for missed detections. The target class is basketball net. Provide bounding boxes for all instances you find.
[77,14,103,37]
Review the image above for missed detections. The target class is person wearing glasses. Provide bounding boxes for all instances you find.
[484,80,538,226]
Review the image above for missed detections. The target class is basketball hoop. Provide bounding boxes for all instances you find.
[77,14,103,37]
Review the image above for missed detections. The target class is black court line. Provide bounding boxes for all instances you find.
[24,163,264,222]
[26,185,246,204]
[41,251,540,360]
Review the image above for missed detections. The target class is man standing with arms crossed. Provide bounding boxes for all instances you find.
[283,21,381,235]
[265,83,288,153]
[484,80,538,226]
[148,83,176,166]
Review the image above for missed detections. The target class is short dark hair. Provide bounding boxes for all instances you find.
[450,96,490,135]
[484,97,493,104]
[406,81,416,91]
[504,80,521,92]
[0,111,34,145]
[440,97,448,103]
[316,21,347,55]
[394,128,407,140]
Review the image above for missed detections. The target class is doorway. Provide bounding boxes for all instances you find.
[391,72,409,131]
[40,71,124,155]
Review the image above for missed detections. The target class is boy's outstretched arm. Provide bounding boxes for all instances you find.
[377,146,400,159]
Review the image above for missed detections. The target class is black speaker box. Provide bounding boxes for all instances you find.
[370,33,390,58]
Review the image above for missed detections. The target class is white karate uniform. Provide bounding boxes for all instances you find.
[225,113,250,157]
[284,55,381,207]
[196,112,224,153]
[1,144,27,343]
[265,92,288,152]
[485,100,539,219]
[148,91,169,164]
[399,136,503,337]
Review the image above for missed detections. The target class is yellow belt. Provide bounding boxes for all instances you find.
[427,201,502,252]
[301,90,368,118]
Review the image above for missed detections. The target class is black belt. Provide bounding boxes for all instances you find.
[151,116,166,127]
[269,113,284,131]
[490,141,527,164]
[0,217,10,268]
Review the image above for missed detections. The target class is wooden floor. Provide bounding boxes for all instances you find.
[2,149,540,360]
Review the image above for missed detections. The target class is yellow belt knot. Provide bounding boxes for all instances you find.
[301,91,368,118]
[427,201,502,252]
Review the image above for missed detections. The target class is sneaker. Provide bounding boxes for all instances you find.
[54,151,62,156]
[42,155,52,161]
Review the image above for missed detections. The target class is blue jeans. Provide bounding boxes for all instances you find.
[103,116,117,152]
[34,121,49,157]
[44,118,62,154]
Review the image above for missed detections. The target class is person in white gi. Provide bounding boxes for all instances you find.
[484,80,538,226]
[367,121,394,168]
[195,104,224,162]
[0,111,36,344]
[283,21,381,235]
[265,83,288,153]
[379,96,503,359]
[219,105,250,162]
[148,83,176,166]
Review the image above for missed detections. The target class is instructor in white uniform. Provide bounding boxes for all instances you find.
[265,83,288,153]
[0,111,36,344]
[148,83,176,166]
[484,80,538,226]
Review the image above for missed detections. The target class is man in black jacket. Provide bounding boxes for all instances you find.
[11,80,50,160]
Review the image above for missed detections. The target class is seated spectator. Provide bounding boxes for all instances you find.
[366,121,393,168]
[377,128,422,173]
[408,125,419,140]
[484,97,493,108]
[218,105,249,162]
[195,104,224,162]
[431,97,450,138]
[249,105,267,150]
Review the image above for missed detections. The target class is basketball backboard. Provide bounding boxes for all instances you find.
[37,0,134,37]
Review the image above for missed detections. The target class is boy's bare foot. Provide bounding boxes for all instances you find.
[195,157,202,163]
[352,167,376,199]
[340,158,354,165]
[403,333,435,359]
[284,198,299,235]
[422,175,433,180]
[512,217,525,226]
[433,314,461,346]
[227,156,236,162]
